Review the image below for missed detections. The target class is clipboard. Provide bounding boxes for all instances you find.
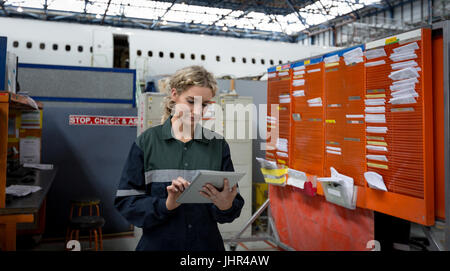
[176,170,245,204]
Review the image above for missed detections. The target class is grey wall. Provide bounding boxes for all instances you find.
[42,107,137,238]
[17,65,135,108]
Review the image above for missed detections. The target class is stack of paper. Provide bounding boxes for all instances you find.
[366,154,388,162]
[293,70,305,76]
[307,97,322,107]
[388,67,419,81]
[293,65,305,71]
[276,138,288,153]
[365,114,386,123]
[366,145,388,152]
[279,94,291,104]
[364,48,386,60]
[307,68,321,73]
[6,185,42,197]
[388,43,421,105]
[391,60,418,70]
[326,146,341,155]
[292,90,305,97]
[324,54,339,64]
[256,157,278,169]
[365,98,386,106]
[343,47,364,65]
[365,60,385,67]
[365,106,385,113]
[389,42,419,62]
[268,73,276,78]
[292,79,305,87]
[23,163,54,170]
[366,126,388,134]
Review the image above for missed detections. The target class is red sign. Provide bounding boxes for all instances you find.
[69,115,138,126]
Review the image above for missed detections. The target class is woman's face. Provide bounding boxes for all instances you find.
[171,86,213,127]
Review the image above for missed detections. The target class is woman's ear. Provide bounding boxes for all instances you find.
[170,88,178,102]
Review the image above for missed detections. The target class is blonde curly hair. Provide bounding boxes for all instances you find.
[160,65,218,123]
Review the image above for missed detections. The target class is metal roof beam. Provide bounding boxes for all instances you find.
[101,0,112,25]
[151,0,179,29]
[285,0,308,27]
[199,9,235,34]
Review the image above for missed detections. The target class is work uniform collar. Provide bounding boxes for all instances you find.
[162,116,210,144]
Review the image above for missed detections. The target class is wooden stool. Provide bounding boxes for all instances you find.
[68,216,105,251]
[66,198,104,251]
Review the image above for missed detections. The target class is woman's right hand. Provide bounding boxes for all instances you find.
[166,177,190,211]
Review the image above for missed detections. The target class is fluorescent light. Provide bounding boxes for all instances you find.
[222,26,228,31]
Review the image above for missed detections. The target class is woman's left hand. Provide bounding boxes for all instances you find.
[200,179,237,211]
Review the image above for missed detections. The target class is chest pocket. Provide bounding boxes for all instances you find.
[149,182,169,198]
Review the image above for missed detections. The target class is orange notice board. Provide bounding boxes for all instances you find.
[265,28,436,251]
[362,28,434,225]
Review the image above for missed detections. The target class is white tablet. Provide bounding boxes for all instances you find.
[176,170,245,204]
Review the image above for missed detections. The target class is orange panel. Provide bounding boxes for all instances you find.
[432,33,445,220]
[362,28,435,225]
[324,57,366,186]
[291,62,324,176]
[267,66,291,166]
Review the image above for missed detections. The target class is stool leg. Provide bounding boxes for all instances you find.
[98,227,103,251]
[93,229,98,251]
[66,204,74,244]
[89,229,92,248]
[65,227,70,245]
[67,230,74,251]
[69,204,74,219]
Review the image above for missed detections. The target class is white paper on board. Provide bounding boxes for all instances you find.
[364,171,388,191]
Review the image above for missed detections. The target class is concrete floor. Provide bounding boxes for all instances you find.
[18,221,446,251]
[20,226,280,251]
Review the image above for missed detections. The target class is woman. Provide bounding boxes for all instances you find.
[114,65,244,251]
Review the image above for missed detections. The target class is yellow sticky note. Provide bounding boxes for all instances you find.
[366,94,386,98]
[367,141,387,146]
[385,36,398,45]
[325,62,339,68]
[325,119,336,124]
[367,162,388,170]
[304,60,311,65]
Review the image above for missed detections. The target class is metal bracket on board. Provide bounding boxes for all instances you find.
[223,199,295,251]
